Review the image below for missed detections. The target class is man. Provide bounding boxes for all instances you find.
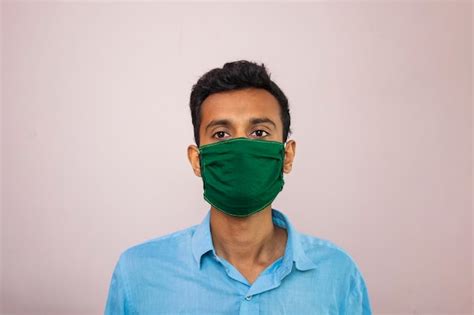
[105,60,372,314]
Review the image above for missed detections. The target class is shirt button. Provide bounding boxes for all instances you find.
[245,295,252,301]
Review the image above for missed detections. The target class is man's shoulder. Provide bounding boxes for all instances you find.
[118,224,198,262]
[298,232,363,274]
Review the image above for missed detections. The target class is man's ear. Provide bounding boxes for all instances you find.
[283,140,296,174]
[187,144,201,177]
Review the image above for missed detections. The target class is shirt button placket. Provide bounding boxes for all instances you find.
[239,294,259,315]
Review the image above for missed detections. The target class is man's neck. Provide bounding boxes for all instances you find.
[209,206,287,269]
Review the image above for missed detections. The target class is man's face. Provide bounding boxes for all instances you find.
[187,87,295,177]
[199,87,284,146]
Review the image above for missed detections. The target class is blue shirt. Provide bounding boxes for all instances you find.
[105,209,372,314]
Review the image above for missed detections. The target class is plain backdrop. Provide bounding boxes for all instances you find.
[1,1,472,315]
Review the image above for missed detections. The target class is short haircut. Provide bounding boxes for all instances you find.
[189,60,291,146]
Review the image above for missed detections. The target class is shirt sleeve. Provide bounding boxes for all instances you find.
[344,267,372,315]
[104,255,131,315]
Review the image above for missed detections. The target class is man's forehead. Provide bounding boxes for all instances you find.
[201,89,281,119]
[203,87,278,105]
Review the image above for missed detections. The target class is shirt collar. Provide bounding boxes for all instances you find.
[191,210,214,267]
[191,208,317,271]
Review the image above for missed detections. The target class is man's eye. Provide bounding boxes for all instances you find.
[213,131,230,139]
[251,130,269,138]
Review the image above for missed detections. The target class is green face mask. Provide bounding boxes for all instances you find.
[198,137,286,217]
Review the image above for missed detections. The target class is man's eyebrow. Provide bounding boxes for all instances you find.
[205,119,232,132]
[249,117,277,128]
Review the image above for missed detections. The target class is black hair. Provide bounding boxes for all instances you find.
[189,60,291,146]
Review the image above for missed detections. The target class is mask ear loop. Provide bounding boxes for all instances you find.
[197,148,202,169]
[281,140,287,176]
[196,147,205,188]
